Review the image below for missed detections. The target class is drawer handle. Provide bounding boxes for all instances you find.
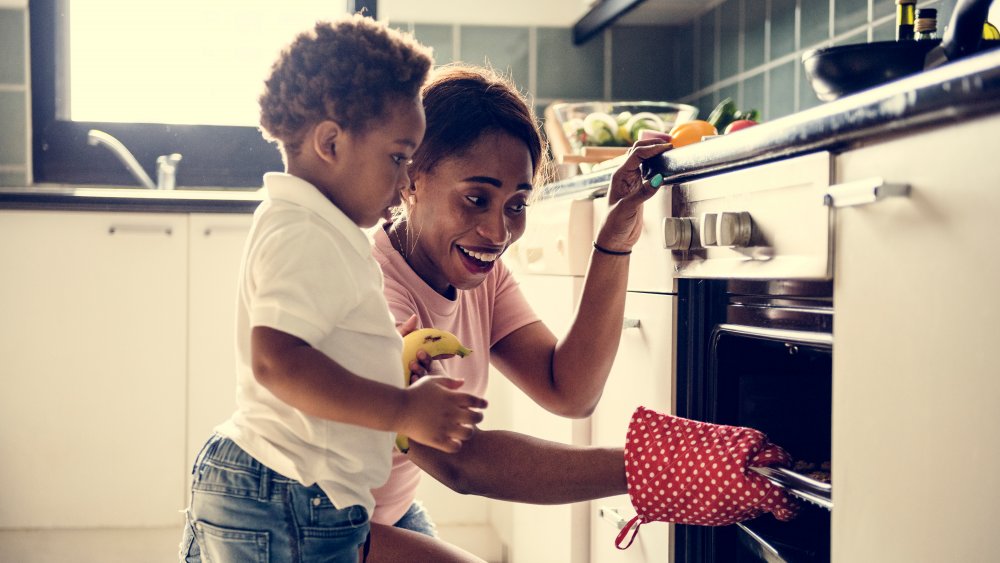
[202,226,247,237]
[598,506,631,530]
[823,177,910,208]
[108,225,173,236]
[622,318,641,329]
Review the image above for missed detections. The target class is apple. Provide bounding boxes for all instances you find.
[724,119,758,134]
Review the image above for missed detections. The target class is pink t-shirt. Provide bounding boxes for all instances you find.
[369,226,540,525]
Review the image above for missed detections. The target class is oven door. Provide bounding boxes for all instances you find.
[675,280,833,563]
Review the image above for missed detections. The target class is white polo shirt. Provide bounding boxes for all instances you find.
[216,172,402,514]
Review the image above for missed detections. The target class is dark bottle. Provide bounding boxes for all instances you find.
[896,0,917,41]
[914,8,938,40]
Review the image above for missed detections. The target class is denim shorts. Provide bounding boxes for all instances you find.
[179,434,370,563]
[393,501,437,538]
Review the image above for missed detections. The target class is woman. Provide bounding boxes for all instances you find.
[367,65,795,562]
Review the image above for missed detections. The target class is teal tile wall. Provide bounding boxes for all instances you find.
[672,0,956,120]
[459,25,531,94]
[0,7,27,187]
[537,27,603,100]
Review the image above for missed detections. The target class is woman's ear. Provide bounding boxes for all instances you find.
[312,120,342,164]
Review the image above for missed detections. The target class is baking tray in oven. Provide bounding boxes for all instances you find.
[750,466,833,510]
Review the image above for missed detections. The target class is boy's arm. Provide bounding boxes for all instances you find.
[251,326,486,452]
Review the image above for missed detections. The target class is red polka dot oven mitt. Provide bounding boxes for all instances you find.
[616,406,799,550]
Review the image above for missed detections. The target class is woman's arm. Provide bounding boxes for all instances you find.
[407,427,625,504]
[490,140,672,418]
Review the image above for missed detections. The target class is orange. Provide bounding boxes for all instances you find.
[668,120,718,148]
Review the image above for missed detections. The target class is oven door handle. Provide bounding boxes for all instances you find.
[716,323,833,347]
[823,177,910,208]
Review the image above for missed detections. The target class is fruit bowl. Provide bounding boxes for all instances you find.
[544,101,698,166]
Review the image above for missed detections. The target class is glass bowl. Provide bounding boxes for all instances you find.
[546,101,698,157]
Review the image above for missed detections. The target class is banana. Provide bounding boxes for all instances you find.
[396,328,473,453]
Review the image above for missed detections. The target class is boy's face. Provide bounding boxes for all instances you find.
[332,96,426,228]
[405,130,534,295]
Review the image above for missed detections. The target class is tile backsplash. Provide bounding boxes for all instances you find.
[395,0,957,123]
[1,0,962,187]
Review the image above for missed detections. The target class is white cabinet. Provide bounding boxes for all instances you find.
[0,209,252,530]
[0,210,189,528]
[489,196,594,563]
[589,290,675,563]
[831,113,1000,561]
[186,214,252,482]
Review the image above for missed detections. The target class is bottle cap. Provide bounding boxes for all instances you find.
[895,0,916,5]
[914,18,937,32]
[916,8,937,18]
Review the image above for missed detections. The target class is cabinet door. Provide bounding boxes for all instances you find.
[488,274,581,563]
[0,210,188,528]
[832,114,1000,562]
[590,291,675,563]
[186,214,252,480]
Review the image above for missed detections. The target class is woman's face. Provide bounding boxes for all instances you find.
[406,130,534,294]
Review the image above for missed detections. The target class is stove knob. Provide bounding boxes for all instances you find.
[662,217,693,250]
[717,211,753,247]
[701,213,719,246]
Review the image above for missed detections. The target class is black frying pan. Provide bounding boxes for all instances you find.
[802,0,996,101]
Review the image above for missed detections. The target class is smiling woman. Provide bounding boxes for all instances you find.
[29,0,374,188]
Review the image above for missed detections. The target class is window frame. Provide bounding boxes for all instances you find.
[29,0,377,189]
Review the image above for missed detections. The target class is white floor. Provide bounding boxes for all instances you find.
[0,527,182,563]
[0,524,503,563]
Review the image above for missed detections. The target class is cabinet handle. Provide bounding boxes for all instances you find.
[622,318,641,329]
[598,506,630,530]
[202,226,247,237]
[823,177,910,208]
[108,224,173,236]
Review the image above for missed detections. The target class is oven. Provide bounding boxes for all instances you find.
[646,151,836,563]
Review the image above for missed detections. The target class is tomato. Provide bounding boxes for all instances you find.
[668,120,718,148]
[724,119,758,134]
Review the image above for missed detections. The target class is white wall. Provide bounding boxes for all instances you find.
[379,0,591,26]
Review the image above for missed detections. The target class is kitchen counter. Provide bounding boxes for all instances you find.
[0,185,262,213]
[2,47,998,212]
[545,47,1000,199]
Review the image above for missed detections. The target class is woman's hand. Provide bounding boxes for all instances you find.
[596,139,672,252]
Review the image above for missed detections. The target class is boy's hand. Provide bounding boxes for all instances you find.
[398,376,487,453]
[396,314,454,383]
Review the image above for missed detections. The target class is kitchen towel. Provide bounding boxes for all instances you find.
[616,406,799,549]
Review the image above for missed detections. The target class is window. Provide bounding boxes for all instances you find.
[30,0,376,188]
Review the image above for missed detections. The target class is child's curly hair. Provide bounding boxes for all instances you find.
[259,15,433,156]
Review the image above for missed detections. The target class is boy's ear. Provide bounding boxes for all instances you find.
[312,120,343,164]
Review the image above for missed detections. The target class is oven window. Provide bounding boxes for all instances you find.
[709,329,832,563]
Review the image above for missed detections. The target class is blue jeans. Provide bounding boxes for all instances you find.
[179,434,370,563]
[393,501,437,538]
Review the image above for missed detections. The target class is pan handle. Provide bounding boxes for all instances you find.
[941,0,994,61]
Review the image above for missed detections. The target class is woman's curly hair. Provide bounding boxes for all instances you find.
[259,15,433,156]
[410,64,551,189]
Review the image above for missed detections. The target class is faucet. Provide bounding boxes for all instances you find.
[87,129,182,190]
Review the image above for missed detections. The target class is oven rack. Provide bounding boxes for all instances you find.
[750,466,833,510]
